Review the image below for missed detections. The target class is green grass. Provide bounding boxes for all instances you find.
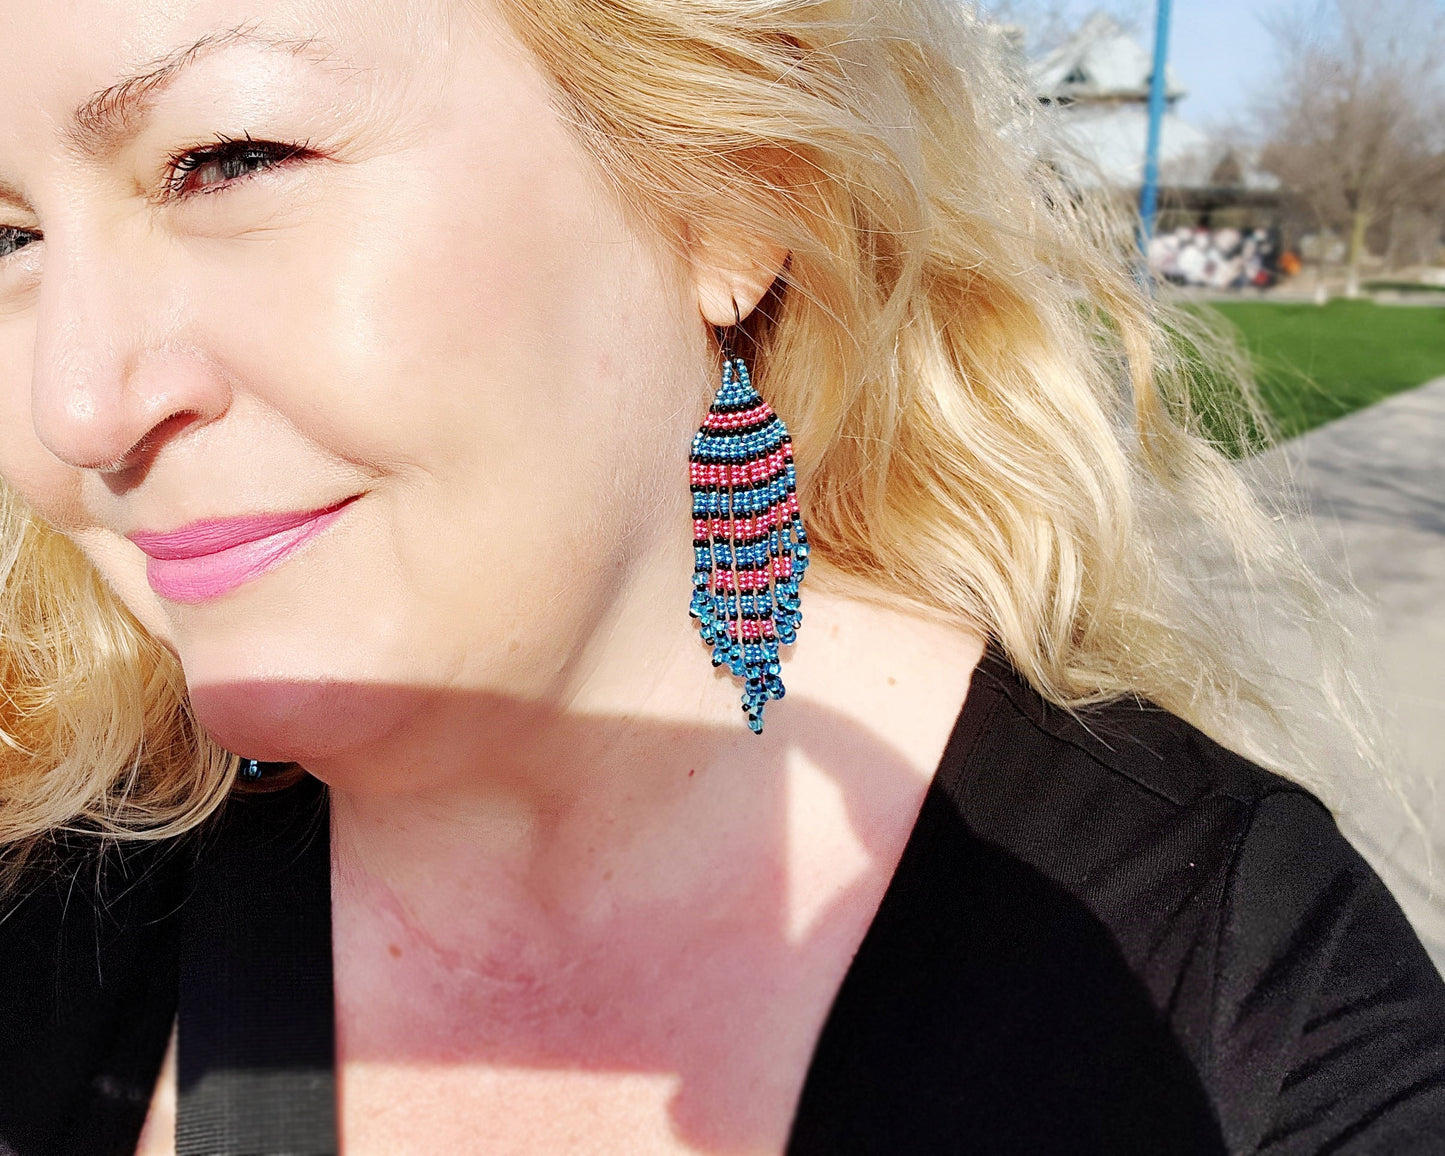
[1192,300,1445,446]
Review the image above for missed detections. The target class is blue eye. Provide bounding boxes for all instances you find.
[0,226,40,260]
[163,134,313,198]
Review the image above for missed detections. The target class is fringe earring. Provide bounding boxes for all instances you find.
[688,311,809,734]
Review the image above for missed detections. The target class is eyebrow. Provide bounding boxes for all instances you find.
[65,25,336,159]
[0,178,26,210]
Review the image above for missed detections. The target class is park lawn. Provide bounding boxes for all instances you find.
[1193,299,1445,446]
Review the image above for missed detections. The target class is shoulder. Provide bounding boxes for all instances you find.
[0,834,188,1155]
[943,650,1340,922]
[932,650,1445,1151]
[957,647,1305,822]
[944,648,1440,989]
[0,774,325,1156]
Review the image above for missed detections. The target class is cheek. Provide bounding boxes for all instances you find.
[184,38,695,539]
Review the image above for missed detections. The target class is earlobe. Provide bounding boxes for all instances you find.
[689,231,789,327]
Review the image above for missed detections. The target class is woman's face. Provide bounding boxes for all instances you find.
[0,0,715,761]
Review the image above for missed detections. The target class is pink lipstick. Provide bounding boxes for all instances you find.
[130,496,359,604]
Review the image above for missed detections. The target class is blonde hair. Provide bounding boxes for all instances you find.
[0,0,1355,875]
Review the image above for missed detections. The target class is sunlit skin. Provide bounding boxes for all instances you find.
[0,1,984,1152]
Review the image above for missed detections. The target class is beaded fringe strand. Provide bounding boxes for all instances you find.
[688,354,809,734]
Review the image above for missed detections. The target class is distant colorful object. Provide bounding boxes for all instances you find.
[688,353,809,734]
[1148,226,1282,289]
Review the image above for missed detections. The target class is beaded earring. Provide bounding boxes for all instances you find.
[233,757,303,791]
[688,309,810,734]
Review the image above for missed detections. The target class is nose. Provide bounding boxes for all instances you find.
[30,231,232,477]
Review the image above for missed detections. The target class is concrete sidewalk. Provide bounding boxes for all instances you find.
[1255,376,1445,970]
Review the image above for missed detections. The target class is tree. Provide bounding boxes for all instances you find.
[1257,0,1445,296]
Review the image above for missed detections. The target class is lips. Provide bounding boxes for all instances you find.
[129,495,360,604]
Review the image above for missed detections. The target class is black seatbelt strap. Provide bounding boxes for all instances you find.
[176,772,338,1155]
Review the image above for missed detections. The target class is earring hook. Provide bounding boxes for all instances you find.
[718,298,744,365]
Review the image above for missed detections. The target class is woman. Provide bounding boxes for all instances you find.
[0,0,1442,1152]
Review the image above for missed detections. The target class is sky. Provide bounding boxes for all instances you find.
[1160,0,1289,129]
[1051,0,1296,130]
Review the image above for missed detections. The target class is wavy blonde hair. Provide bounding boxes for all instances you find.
[0,0,1354,878]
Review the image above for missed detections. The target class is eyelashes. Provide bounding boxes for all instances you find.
[161,132,316,199]
[0,132,311,265]
[0,227,39,261]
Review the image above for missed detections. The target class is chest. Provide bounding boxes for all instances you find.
[140,1030,807,1156]
[139,876,886,1156]
[336,1063,775,1154]
[325,875,891,1155]
[141,1049,808,1156]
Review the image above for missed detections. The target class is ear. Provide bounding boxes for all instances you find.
[687,227,790,327]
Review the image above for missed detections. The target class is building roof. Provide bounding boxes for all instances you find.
[1031,12,1185,103]
[1027,12,1278,194]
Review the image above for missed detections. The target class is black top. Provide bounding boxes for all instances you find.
[3,650,1444,1154]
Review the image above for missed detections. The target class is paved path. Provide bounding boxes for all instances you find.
[1251,377,1445,970]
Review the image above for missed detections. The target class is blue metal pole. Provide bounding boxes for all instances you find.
[1139,0,1174,246]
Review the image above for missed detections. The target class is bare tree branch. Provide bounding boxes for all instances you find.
[1255,0,1445,292]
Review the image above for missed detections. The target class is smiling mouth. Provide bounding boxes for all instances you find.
[129,495,361,604]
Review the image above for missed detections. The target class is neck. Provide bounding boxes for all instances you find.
[311,534,983,932]
[316,546,984,1151]
[322,562,843,901]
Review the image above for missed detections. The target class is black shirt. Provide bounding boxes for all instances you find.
[3,650,1444,1154]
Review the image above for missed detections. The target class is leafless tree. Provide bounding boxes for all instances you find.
[1257,0,1445,295]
